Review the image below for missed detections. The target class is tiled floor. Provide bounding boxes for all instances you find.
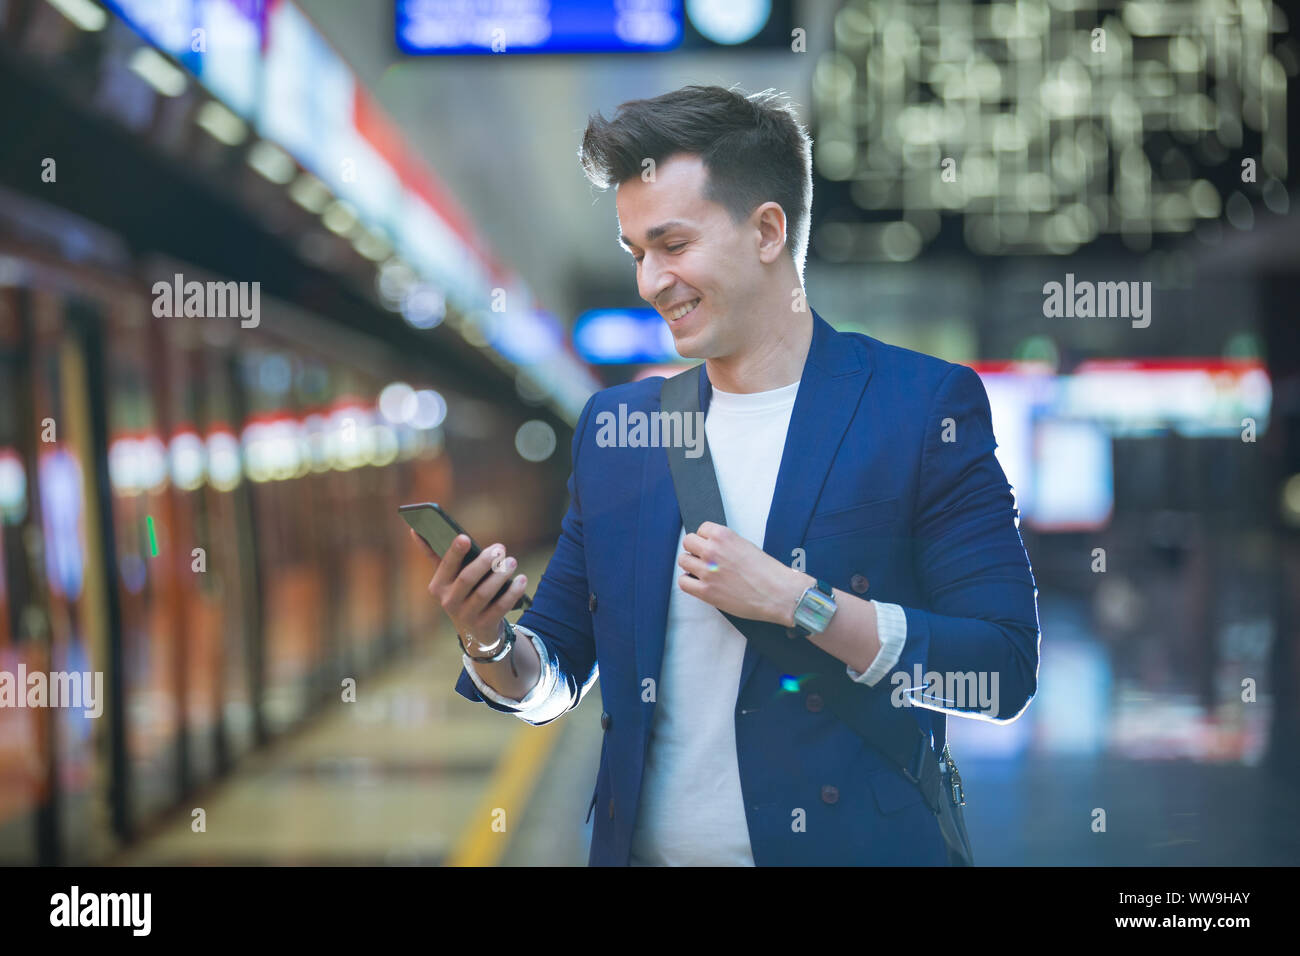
[110,552,602,867]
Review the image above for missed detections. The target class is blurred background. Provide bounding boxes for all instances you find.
[0,0,1297,866]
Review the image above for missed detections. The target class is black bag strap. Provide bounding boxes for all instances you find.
[660,365,948,817]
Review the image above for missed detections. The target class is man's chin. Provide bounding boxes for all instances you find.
[668,328,707,360]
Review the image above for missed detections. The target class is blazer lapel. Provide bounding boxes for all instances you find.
[737,310,874,694]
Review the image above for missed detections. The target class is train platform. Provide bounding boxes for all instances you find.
[104,565,1300,866]
[108,551,603,867]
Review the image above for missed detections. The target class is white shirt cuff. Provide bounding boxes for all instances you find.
[845,601,907,687]
[462,624,565,721]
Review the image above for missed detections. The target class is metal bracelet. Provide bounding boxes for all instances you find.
[459,621,515,662]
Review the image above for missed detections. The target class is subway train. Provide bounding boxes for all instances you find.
[0,216,564,865]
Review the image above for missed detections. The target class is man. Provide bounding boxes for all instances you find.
[417,85,1041,866]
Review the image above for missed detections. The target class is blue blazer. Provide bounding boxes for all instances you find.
[455,310,1041,865]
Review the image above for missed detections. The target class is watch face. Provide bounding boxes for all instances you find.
[795,587,836,634]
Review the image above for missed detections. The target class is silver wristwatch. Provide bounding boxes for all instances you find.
[792,579,837,638]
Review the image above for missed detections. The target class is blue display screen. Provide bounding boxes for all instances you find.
[573,308,677,364]
[396,0,684,55]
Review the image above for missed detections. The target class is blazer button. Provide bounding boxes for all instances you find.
[821,785,839,805]
[805,693,824,713]
[600,711,611,731]
[850,574,870,594]
[589,592,598,613]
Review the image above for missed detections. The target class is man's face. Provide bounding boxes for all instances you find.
[616,153,755,360]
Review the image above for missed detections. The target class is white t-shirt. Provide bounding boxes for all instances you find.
[628,379,802,866]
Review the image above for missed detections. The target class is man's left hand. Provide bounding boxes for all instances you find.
[678,521,812,626]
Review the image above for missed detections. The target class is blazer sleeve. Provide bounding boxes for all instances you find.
[886,363,1042,721]
[451,393,601,725]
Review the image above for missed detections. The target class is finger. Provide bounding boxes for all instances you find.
[678,573,704,598]
[449,542,508,609]
[481,573,528,624]
[430,534,471,597]
[463,550,517,618]
[678,551,708,578]
[683,534,713,562]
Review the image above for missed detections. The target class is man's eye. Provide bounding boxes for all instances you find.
[632,244,684,264]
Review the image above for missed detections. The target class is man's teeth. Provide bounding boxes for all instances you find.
[669,299,700,320]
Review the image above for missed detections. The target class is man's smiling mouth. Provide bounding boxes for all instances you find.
[666,298,700,321]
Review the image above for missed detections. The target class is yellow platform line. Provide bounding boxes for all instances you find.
[445,720,563,867]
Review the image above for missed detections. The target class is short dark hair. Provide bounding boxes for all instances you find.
[578,84,814,282]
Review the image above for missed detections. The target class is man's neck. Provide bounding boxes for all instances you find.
[704,310,814,394]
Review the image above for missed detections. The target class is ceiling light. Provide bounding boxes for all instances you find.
[128,47,187,98]
[44,0,107,31]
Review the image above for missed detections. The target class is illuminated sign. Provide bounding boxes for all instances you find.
[573,308,677,364]
[191,0,263,117]
[104,0,263,116]
[967,359,1267,532]
[1063,358,1271,437]
[396,0,684,55]
[99,0,602,415]
[1029,419,1114,532]
[102,0,200,56]
[259,0,345,178]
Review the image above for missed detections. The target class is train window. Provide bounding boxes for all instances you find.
[0,289,42,861]
[105,299,181,826]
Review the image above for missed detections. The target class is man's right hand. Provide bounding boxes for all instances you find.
[413,528,528,654]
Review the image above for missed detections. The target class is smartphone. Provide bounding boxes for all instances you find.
[399,502,531,611]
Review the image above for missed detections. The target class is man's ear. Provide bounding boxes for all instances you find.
[754,202,788,263]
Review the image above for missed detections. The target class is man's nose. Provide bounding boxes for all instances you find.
[638,256,673,310]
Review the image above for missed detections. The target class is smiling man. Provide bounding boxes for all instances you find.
[423,84,1041,866]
